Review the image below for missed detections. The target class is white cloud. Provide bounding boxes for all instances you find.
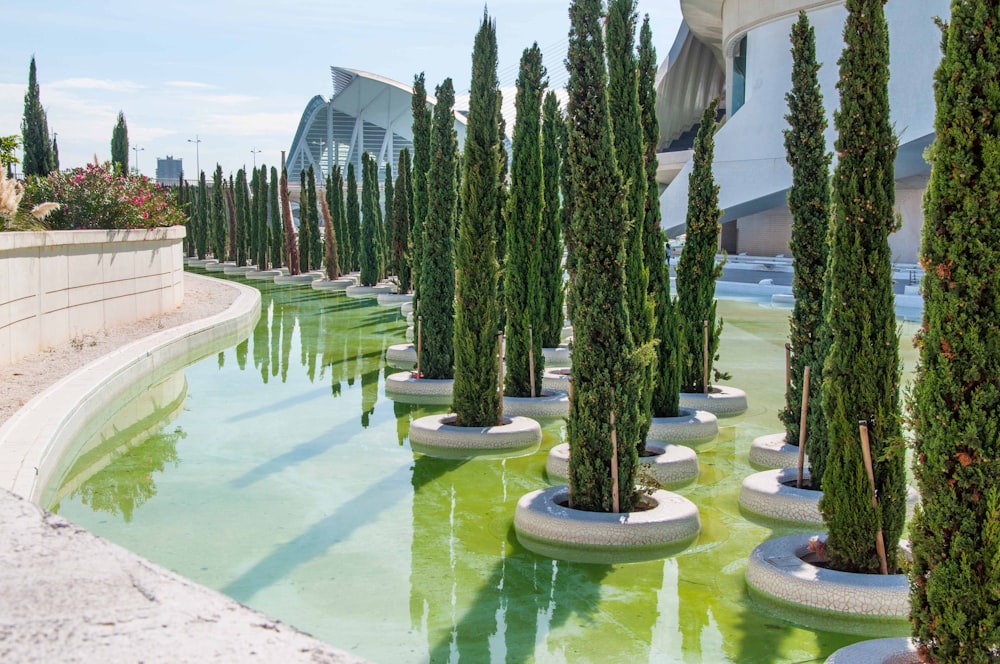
[200,111,301,137]
[49,77,142,92]
[165,80,215,90]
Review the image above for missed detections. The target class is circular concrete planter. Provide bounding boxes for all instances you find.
[346,284,394,298]
[740,468,824,526]
[405,326,414,342]
[185,258,218,268]
[745,534,911,637]
[679,385,748,418]
[385,344,417,369]
[400,302,414,316]
[541,367,571,393]
[383,371,453,405]
[222,265,258,275]
[273,273,318,285]
[771,293,795,308]
[545,441,698,489]
[205,261,236,272]
[825,638,917,663]
[749,432,804,470]
[377,293,412,306]
[408,413,541,459]
[514,485,700,564]
[647,408,719,447]
[245,269,283,281]
[502,390,569,419]
[542,345,571,367]
[560,325,573,342]
[311,277,354,291]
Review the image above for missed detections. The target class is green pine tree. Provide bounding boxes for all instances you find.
[360,152,380,286]
[255,165,270,270]
[565,0,646,512]
[819,0,904,574]
[298,169,312,272]
[21,57,53,178]
[269,166,283,268]
[210,165,227,260]
[384,161,394,273]
[307,165,323,270]
[781,12,833,486]
[331,166,348,273]
[393,149,413,292]
[675,100,724,394]
[346,162,361,272]
[111,111,129,175]
[539,91,564,349]
[411,73,432,302]
[320,173,340,280]
[453,12,503,424]
[419,78,458,380]
[234,168,250,267]
[196,171,209,260]
[248,167,260,266]
[279,165,300,274]
[504,43,546,399]
[50,134,59,172]
[910,5,1000,659]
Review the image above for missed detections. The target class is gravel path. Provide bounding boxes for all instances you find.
[0,273,239,427]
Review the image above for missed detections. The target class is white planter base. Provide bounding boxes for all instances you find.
[311,278,354,291]
[648,408,719,447]
[679,385,748,418]
[346,284,394,298]
[186,258,218,268]
[825,637,918,663]
[745,534,911,637]
[205,261,236,272]
[377,293,412,306]
[245,270,283,281]
[408,413,541,459]
[273,273,318,285]
[222,265,257,275]
[514,485,700,564]
[400,302,414,316]
[383,371,453,405]
[749,432,805,470]
[542,345,571,367]
[541,367,571,393]
[385,344,417,369]
[502,391,569,419]
[545,441,698,489]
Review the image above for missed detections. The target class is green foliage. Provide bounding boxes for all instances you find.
[298,169,312,271]
[675,100,724,394]
[210,165,227,260]
[254,165,270,270]
[269,166,283,268]
[819,0,904,574]
[564,0,644,513]
[1,135,19,171]
[411,72,432,301]
[360,152,380,286]
[384,161,394,271]
[453,12,503,425]
[224,174,237,262]
[279,165,300,274]
[21,57,53,178]
[330,166,347,275]
[111,111,129,176]
[419,78,457,380]
[909,4,1000,659]
[234,168,249,267]
[503,43,546,399]
[321,172,340,279]
[781,12,833,486]
[539,91,564,349]
[50,134,59,172]
[196,171,209,259]
[307,165,322,271]
[393,149,413,292]
[346,162,360,272]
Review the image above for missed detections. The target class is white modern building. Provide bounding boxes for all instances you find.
[657,0,949,263]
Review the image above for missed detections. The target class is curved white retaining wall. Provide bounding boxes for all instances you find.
[0,227,186,366]
[0,273,260,501]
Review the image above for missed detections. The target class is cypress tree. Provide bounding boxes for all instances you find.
[331,166,348,273]
[384,161,394,273]
[320,176,340,280]
[496,100,510,332]
[248,167,260,265]
[411,73,432,302]
[781,12,833,486]
[819,0,904,574]
[269,165,283,268]
[210,165,227,261]
[50,134,59,172]
[640,16,680,419]
[234,168,250,267]
[565,0,645,512]
[393,148,413,293]
[111,111,129,176]
[559,110,577,320]
[21,57,53,178]
[307,165,323,271]
[504,43,546,398]
[675,100,724,394]
[360,152,380,286]
[453,12,503,425]
[196,171,209,260]
[225,174,238,263]
[298,169,312,272]
[346,162,361,272]
[539,91,564,349]
[910,4,1000,658]
[368,156,386,279]
[419,78,457,380]
[279,165,300,274]
[255,165,270,270]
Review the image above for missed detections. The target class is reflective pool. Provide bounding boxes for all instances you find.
[48,276,920,663]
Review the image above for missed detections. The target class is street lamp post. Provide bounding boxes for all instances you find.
[250,147,262,169]
[132,145,145,176]
[188,135,201,177]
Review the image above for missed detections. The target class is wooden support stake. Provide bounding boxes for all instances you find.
[497,332,505,426]
[610,409,620,514]
[703,320,710,394]
[785,343,792,413]
[529,325,536,398]
[416,315,423,378]
[796,365,811,489]
[859,420,889,575]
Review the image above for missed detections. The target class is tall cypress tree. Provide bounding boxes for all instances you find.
[269,165,283,268]
[21,57,52,178]
[393,148,413,293]
[565,0,645,512]
[235,169,251,266]
[331,166,348,273]
[298,169,310,271]
[279,165,300,274]
[420,78,458,380]
[411,73,432,302]
[819,0,904,574]
[781,12,832,486]
[255,165,270,270]
[504,43,546,399]
[910,3,1000,657]
[210,165,227,261]
[320,176,340,280]
[539,91,564,349]
[675,100,724,394]
[307,165,323,271]
[453,13,502,425]
[248,167,260,265]
[224,174,238,262]
[196,171,209,260]
[384,161,394,273]
[346,162,361,272]
[367,156,386,279]
[496,99,510,332]
[360,152,380,286]
[49,134,59,172]
[111,111,129,175]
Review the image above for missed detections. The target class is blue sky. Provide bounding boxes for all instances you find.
[2,1,682,180]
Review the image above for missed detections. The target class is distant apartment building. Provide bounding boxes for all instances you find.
[156,156,184,186]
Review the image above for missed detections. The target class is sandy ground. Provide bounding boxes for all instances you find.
[0,273,239,427]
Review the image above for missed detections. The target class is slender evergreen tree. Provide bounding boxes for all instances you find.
[781,12,833,486]
[819,0,904,574]
[504,43,546,398]
[565,0,646,512]
[675,100,724,394]
[279,164,300,274]
[255,165,270,270]
[298,169,312,272]
[224,174,238,263]
[320,178,340,280]
[419,78,458,380]
[21,57,53,178]
[411,73,432,302]
[248,167,260,265]
[346,162,361,272]
[367,156,386,278]
[539,91,564,349]
[331,166,348,273]
[269,165,283,268]
[384,161,394,272]
[196,171,209,260]
[210,165,227,260]
[111,111,129,175]
[496,99,510,332]
[49,134,59,172]
[234,168,250,267]
[910,4,1000,658]
[307,165,323,270]
[393,149,413,292]
[453,13,503,424]
[360,152,380,286]
[559,110,577,320]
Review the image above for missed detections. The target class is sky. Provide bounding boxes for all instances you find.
[2,1,683,181]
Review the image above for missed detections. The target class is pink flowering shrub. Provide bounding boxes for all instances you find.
[25,161,185,230]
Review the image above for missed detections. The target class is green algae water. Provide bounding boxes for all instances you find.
[48,277,920,663]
